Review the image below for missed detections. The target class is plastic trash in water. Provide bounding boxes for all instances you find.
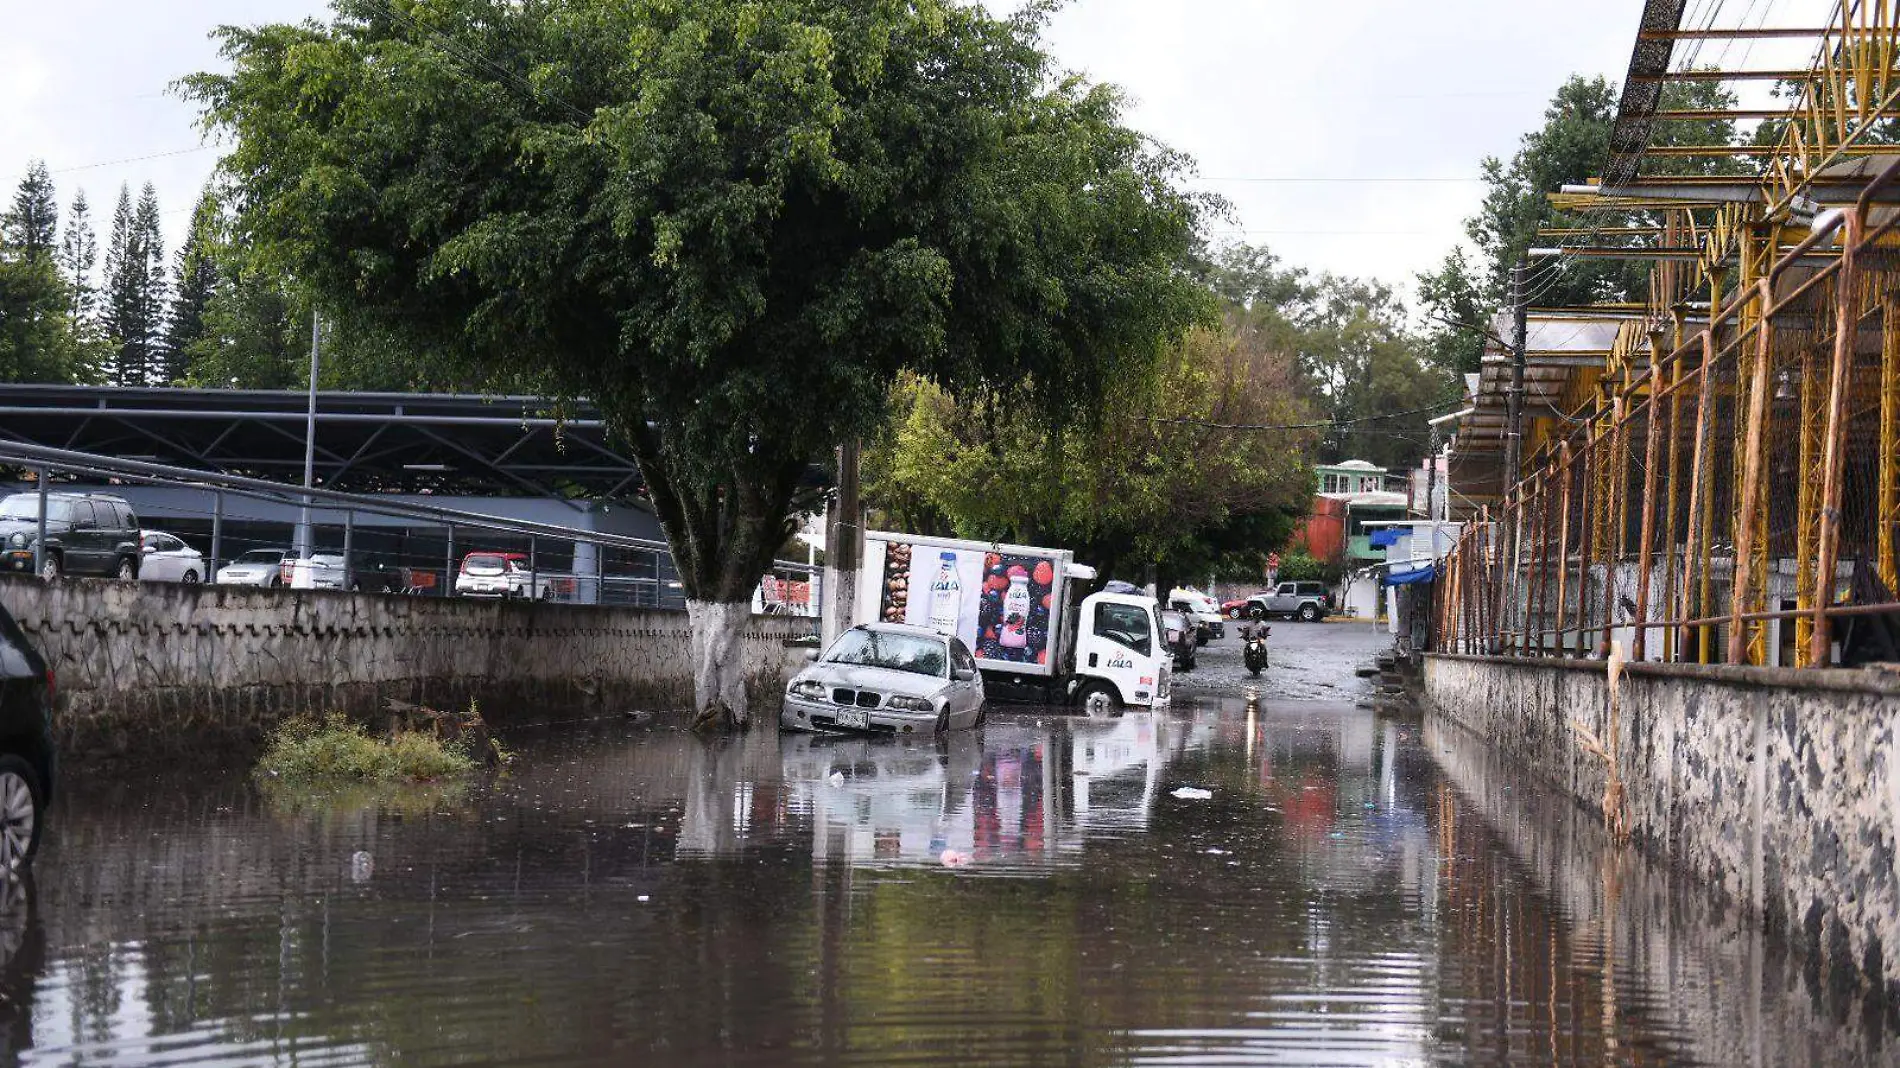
[827,771,845,787]
[1171,787,1213,800]
[940,849,971,868]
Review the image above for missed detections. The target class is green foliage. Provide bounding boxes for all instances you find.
[1201,244,1455,470]
[102,183,168,386]
[1275,549,1339,585]
[165,187,222,378]
[3,161,58,260]
[255,713,477,784]
[0,254,93,383]
[867,318,1315,586]
[185,0,1212,605]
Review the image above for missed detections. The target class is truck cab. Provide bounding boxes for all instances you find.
[1070,591,1171,713]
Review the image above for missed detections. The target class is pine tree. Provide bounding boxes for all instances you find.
[133,183,168,384]
[2,161,58,260]
[166,187,220,376]
[103,184,149,387]
[58,189,98,323]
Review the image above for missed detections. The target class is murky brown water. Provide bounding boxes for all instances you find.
[5,702,1896,1066]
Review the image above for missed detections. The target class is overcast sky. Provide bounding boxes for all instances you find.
[0,0,1830,300]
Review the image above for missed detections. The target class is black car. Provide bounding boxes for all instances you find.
[0,601,54,870]
[0,492,142,581]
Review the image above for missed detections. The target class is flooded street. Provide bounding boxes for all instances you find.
[8,624,1897,1065]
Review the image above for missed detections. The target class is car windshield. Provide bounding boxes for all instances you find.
[237,550,284,564]
[824,629,948,678]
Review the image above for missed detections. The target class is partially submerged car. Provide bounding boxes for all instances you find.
[0,599,54,870]
[782,623,986,735]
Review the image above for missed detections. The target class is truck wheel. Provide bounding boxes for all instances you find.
[1248,604,1265,620]
[1076,681,1122,717]
[1299,603,1321,623]
[0,755,44,871]
[115,556,137,582]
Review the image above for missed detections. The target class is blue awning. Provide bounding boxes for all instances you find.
[1382,564,1437,587]
[1368,528,1404,547]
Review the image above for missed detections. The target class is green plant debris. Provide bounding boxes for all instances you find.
[256,713,477,784]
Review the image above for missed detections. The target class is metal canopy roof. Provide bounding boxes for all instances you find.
[0,384,644,503]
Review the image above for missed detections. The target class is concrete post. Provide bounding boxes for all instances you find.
[342,510,356,590]
[210,489,224,579]
[34,468,47,578]
[445,525,455,598]
[820,441,861,649]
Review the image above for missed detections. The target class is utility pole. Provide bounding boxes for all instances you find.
[1502,259,1529,502]
[820,441,861,649]
[296,311,321,559]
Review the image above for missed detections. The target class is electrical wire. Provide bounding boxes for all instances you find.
[1144,397,1470,433]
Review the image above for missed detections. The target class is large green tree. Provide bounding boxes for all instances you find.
[187,0,1211,728]
[3,162,58,261]
[866,318,1316,596]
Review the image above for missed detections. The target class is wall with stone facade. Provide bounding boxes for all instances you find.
[0,576,813,761]
[1424,652,1900,1000]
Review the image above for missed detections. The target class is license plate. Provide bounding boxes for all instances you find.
[833,707,869,730]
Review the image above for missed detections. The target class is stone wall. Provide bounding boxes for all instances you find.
[1424,652,1900,999]
[0,576,814,761]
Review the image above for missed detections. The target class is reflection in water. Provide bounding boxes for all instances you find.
[0,707,1891,1065]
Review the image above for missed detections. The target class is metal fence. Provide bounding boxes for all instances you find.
[0,441,816,613]
[1435,163,1900,668]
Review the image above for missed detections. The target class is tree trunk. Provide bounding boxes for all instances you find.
[686,599,752,731]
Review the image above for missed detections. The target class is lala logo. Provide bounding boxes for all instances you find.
[1106,655,1135,670]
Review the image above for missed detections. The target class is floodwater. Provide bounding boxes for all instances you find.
[9,699,1899,1065]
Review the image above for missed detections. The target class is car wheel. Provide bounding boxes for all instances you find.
[115,557,137,582]
[182,570,201,585]
[1228,606,1243,620]
[270,577,283,589]
[1299,603,1321,623]
[37,554,60,582]
[1076,681,1122,717]
[0,757,44,872]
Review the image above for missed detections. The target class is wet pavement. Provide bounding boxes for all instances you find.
[5,623,1897,1065]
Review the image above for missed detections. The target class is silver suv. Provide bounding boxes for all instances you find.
[1248,581,1335,623]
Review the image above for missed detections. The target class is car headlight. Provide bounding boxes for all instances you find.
[788,679,827,700]
[885,695,934,713]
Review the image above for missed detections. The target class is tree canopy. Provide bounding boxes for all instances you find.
[186,0,1214,727]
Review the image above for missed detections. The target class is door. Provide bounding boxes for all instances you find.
[1081,600,1162,704]
[947,639,982,726]
[66,501,103,573]
[140,534,175,581]
[1268,582,1297,614]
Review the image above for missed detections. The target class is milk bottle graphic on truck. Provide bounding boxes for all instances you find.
[928,552,962,636]
[1000,571,1031,649]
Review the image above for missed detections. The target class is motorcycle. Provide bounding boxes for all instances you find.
[1242,624,1270,676]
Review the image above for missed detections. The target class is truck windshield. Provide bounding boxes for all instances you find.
[825,630,948,678]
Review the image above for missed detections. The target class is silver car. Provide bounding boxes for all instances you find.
[782,623,986,735]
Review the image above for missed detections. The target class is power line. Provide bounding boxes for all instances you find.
[49,146,218,174]
[1187,176,1483,183]
[1146,397,1468,433]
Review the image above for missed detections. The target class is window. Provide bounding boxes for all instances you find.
[1277,583,1295,596]
[115,503,138,530]
[70,501,98,528]
[951,640,978,675]
[1094,602,1152,657]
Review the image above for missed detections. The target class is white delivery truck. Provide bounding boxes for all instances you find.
[855,531,1171,712]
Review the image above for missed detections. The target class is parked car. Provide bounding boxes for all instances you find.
[1168,587,1224,643]
[347,553,409,593]
[782,623,986,734]
[1249,581,1337,623]
[1221,595,1263,620]
[454,552,551,599]
[1161,608,1197,672]
[283,554,349,590]
[0,600,55,870]
[0,491,142,581]
[137,530,207,584]
[216,549,290,587]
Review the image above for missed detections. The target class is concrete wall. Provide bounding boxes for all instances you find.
[1424,652,1900,999]
[0,576,813,761]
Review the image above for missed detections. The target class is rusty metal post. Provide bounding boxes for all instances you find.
[1680,327,1719,663]
[1554,442,1574,653]
[1575,433,1598,658]
[1880,297,1900,599]
[1811,209,1864,667]
[1729,277,1777,665]
[1633,348,1667,662]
